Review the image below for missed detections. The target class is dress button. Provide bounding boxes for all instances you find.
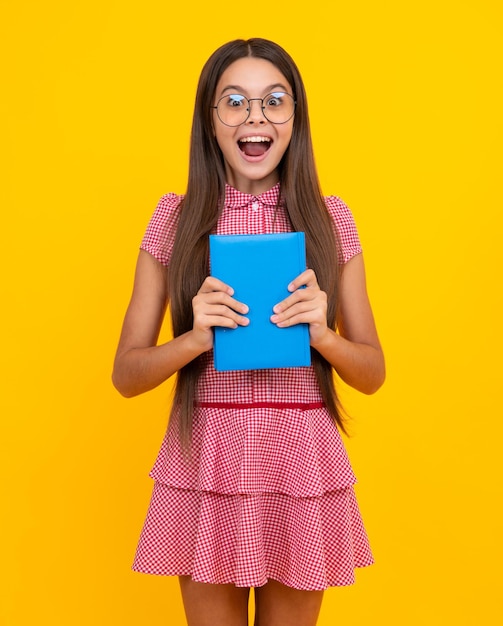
[251,202,259,211]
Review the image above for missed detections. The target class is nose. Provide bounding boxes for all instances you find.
[246,98,266,124]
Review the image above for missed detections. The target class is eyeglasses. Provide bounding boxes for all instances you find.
[211,92,296,127]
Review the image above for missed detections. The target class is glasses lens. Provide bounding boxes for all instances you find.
[216,94,249,127]
[263,92,295,124]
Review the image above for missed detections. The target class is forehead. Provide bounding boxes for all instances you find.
[215,57,292,97]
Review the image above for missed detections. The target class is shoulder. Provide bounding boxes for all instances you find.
[150,192,184,225]
[324,195,355,228]
[140,192,185,266]
[323,195,362,264]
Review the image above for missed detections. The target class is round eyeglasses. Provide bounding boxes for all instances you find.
[211,92,296,127]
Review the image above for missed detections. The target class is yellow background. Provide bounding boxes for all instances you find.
[1,1,502,624]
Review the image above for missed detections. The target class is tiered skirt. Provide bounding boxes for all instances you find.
[132,404,373,590]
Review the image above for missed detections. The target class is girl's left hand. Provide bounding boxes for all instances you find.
[270,269,328,346]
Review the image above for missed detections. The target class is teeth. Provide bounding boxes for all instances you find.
[239,136,272,143]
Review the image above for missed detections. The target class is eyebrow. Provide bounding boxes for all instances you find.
[218,83,290,97]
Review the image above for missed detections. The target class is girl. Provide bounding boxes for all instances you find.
[113,38,385,626]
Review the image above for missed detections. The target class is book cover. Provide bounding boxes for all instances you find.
[209,232,311,371]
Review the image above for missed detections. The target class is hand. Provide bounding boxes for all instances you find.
[191,276,249,352]
[270,269,329,346]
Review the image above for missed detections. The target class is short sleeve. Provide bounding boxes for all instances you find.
[140,193,184,266]
[324,195,362,264]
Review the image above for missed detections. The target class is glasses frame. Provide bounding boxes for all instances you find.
[211,92,296,127]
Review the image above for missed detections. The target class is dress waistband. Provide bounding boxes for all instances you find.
[195,402,325,410]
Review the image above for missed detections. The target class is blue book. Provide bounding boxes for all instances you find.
[209,232,311,371]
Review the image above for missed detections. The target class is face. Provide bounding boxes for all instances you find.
[212,57,294,195]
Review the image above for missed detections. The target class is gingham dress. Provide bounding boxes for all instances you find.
[132,183,373,590]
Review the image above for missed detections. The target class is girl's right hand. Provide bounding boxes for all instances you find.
[114,254,251,398]
[191,276,249,352]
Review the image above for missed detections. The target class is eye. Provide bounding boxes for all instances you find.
[265,92,286,107]
[225,94,247,107]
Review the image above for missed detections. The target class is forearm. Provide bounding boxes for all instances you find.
[112,331,205,398]
[311,328,385,395]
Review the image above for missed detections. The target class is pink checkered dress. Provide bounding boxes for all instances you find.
[132,183,373,590]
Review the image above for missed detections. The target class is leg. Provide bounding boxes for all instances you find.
[179,576,250,626]
[254,579,324,626]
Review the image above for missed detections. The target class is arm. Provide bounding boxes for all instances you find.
[112,249,249,398]
[270,253,385,394]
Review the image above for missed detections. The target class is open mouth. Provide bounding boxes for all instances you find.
[238,136,272,157]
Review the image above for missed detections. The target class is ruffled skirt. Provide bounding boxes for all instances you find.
[132,404,373,590]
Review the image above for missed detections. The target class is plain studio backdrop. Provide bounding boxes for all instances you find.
[1,2,502,624]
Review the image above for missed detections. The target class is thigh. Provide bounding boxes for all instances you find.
[254,579,324,626]
[179,576,250,626]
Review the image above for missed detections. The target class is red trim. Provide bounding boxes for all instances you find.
[195,402,325,410]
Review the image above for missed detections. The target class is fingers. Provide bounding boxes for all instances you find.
[193,298,249,329]
[272,269,321,315]
[193,276,249,330]
[197,276,235,296]
[285,268,319,292]
[196,272,326,332]
[271,296,327,328]
[270,269,327,329]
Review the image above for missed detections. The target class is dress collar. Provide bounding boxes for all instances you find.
[224,182,282,209]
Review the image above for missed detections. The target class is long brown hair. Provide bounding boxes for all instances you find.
[168,38,345,443]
